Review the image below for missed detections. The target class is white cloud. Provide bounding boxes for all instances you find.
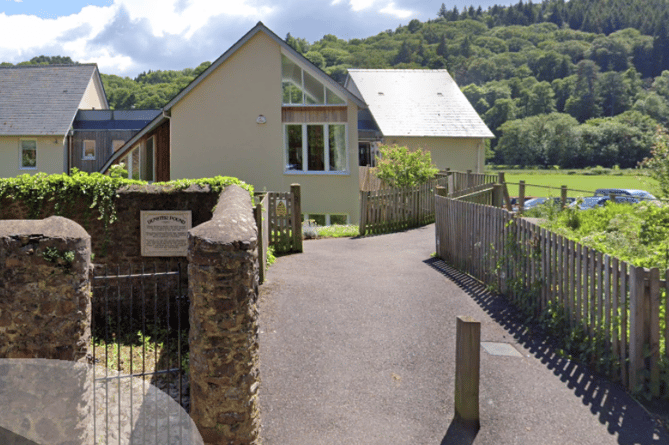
[379,2,412,18]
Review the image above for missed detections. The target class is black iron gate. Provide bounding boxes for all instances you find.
[91,263,191,444]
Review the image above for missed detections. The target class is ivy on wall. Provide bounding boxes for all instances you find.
[0,170,254,254]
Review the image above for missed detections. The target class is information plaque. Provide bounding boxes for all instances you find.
[140,211,192,257]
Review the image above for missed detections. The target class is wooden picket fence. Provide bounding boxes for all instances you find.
[435,195,666,398]
[254,185,303,283]
[359,181,436,235]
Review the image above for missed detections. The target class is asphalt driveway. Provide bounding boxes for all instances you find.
[258,224,667,444]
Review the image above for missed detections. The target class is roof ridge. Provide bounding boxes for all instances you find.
[0,63,97,70]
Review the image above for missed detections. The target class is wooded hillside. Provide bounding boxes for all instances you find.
[5,0,669,169]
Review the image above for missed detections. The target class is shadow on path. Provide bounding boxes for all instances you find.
[425,257,669,445]
[440,419,479,445]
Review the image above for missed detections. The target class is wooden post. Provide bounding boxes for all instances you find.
[498,172,512,211]
[492,184,503,208]
[360,191,368,236]
[454,316,481,430]
[518,181,526,215]
[255,203,266,284]
[466,169,473,188]
[561,186,568,209]
[629,266,649,392]
[291,184,303,253]
[448,175,455,197]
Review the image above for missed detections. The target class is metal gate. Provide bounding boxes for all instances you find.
[91,263,191,444]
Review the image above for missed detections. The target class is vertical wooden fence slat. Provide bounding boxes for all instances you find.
[649,267,660,397]
[575,243,582,328]
[612,257,619,373]
[604,255,611,351]
[629,265,646,392]
[620,261,628,387]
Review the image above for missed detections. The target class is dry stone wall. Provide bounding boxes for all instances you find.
[187,185,260,445]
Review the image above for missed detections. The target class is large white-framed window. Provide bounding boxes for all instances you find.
[83,140,96,160]
[284,123,348,173]
[281,55,346,106]
[19,140,37,170]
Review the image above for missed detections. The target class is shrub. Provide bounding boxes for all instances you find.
[374,144,438,188]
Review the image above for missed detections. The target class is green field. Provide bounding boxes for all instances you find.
[499,171,660,198]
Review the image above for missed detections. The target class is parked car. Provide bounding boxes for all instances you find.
[571,195,642,210]
[522,196,576,209]
[593,188,656,200]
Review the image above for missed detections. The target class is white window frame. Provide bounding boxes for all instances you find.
[19,139,37,170]
[283,123,349,175]
[281,53,346,106]
[82,140,96,160]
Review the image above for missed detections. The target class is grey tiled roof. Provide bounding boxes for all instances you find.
[0,64,99,136]
[347,69,494,138]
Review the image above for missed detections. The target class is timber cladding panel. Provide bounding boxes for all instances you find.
[70,129,139,173]
[282,106,348,123]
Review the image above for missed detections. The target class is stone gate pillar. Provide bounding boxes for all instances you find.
[188,185,260,445]
[0,216,92,445]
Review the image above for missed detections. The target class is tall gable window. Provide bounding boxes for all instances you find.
[281,55,345,105]
[83,140,96,160]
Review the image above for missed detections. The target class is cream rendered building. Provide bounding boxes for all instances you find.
[0,64,108,177]
[345,69,494,172]
[105,22,366,224]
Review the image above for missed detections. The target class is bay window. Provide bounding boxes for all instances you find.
[285,124,347,173]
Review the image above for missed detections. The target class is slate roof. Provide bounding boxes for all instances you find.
[0,64,101,136]
[346,69,494,139]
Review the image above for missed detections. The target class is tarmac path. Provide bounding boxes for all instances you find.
[258,224,668,444]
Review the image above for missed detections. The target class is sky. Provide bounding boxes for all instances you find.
[0,0,517,78]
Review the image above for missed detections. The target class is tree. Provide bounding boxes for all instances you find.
[640,127,669,197]
[374,145,438,188]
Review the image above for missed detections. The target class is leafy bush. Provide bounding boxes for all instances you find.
[374,144,439,188]
[640,127,669,197]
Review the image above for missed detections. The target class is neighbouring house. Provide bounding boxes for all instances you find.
[345,69,494,172]
[102,22,366,224]
[0,64,109,177]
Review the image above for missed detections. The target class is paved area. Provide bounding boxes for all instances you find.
[258,224,668,444]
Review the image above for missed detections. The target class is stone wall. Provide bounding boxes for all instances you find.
[187,185,260,445]
[0,184,219,264]
[0,216,92,445]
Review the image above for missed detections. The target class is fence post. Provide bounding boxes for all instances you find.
[561,186,568,209]
[291,184,303,253]
[498,172,512,211]
[492,184,503,208]
[255,203,266,284]
[466,170,473,188]
[454,316,481,430]
[360,191,368,236]
[629,266,650,393]
[518,181,526,214]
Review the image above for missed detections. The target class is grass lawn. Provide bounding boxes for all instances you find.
[499,171,659,198]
